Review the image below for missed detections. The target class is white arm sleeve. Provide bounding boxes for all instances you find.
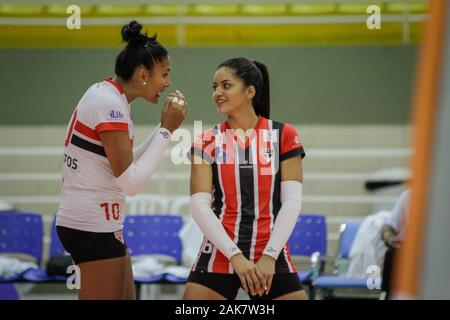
[262,181,303,260]
[116,127,171,196]
[191,192,242,260]
[133,124,161,160]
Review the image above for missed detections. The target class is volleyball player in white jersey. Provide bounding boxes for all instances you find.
[56,21,186,300]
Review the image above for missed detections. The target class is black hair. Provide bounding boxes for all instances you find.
[217,57,270,118]
[115,21,169,81]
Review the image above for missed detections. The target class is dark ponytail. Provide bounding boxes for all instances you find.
[252,61,270,119]
[115,20,168,81]
[217,57,270,119]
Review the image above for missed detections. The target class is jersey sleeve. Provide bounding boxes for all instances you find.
[88,97,130,135]
[280,123,305,161]
[189,129,216,164]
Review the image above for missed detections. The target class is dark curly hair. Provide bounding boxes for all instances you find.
[115,20,169,81]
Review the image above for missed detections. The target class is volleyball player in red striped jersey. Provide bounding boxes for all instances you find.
[184,57,306,300]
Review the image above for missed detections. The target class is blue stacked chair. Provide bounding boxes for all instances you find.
[288,213,327,296]
[48,218,67,258]
[22,216,70,282]
[123,214,184,284]
[0,283,19,300]
[0,212,43,282]
[312,221,368,299]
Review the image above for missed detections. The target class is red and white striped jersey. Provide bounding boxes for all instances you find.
[191,116,305,274]
[56,78,134,233]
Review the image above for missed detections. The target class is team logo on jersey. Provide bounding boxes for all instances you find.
[260,147,273,163]
[108,110,125,120]
[114,230,125,245]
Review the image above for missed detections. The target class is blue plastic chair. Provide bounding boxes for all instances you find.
[312,221,368,299]
[338,221,361,260]
[0,212,43,281]
[288,213,327,294]
[49,217,66,258]
[124,214,184,284]
[0,284,19,300]
[23,216,70,282]
[289,213,327,255]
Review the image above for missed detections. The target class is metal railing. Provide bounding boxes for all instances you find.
[0,0,428,45]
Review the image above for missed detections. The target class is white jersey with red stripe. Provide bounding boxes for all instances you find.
[190,116,305,274]
[56,78,134,233]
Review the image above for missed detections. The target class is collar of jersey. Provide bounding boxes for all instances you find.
[104,77,125,95]
[222,115,264,149]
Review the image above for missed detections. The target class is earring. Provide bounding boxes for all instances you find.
[143,81,147,85]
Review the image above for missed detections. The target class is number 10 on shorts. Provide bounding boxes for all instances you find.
[100,202,120,221]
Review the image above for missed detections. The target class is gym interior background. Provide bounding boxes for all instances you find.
[1,0,449,300]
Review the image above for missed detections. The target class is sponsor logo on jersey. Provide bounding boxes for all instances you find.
[262,129,279,142]
[108,110,125,120]
[264,246,276,254]
[160,130,170,139]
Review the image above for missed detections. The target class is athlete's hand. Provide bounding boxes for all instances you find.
[230,253,266,297]
[255,254,276,295]
[161,90,187,133]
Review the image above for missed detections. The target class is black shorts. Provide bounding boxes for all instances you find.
[187,271,304,300]
[56,226,128,264]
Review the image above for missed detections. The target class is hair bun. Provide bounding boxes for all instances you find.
[121,20,143,42]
